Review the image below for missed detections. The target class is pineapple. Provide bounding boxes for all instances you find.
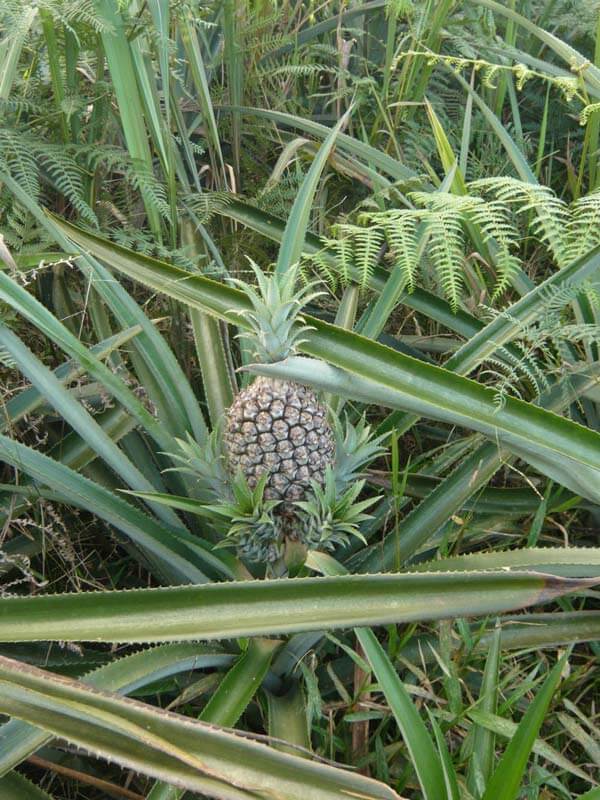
[162,262,386,567]
[162,305,386,564]
[223,262,335,504]
[223,376,334,502]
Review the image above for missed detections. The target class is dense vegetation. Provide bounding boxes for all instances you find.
[1,1,600,798]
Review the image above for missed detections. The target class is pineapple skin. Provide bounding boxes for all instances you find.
[223,377,335,503]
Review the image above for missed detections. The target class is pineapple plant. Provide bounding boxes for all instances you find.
[166,262,387,568]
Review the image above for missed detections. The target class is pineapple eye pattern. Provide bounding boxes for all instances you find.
[224,377,335,503]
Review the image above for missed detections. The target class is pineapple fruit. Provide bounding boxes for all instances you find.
[223,262,335,505]
[223,376,335,503]
[166,262,386,565]
[170,261,386,567]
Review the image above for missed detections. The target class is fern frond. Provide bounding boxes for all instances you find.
[377,211,420,292]
[0,131,99,226]
[245,32,292,54]
[584,284,600,310]
[411,190,522,298]
[254,171,306,220]
[481,346,551,408]
[423,209,465,311]
[0,128,40,201]
[0,346,16,369]
[127,163,171,222]
[3,202,54,254]
[337,223,383,290]
[301,246,339,293]
[328,225,362,289]
[261,63,348,80]
[52,0,113,33]
[536,281,591,315]
[109,227,206,272]
[184,192,234,223]
[386,0,416,18]
[554,324,600,347]
[470,177,569,264]
[38,144,97,227]
[563,191,600,263]
[468,197,522,297]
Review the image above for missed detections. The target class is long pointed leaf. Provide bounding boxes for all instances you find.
[219,105,419,184]
[253,356,600,505]
[1,171,207,443]
[357,627,446,800]
[0,571,594,643]
[47,221,600,505]
[276,110,350,276]
[0,772,55,800]
[0,656,400,800]
[0,323,184,530]
[0,643,234,776]
[482,657,567,800]
[467,626,501,797]
[0,433,213,585]
[148,638,280,800]
[0,325,141,433]
[410,548,600,577]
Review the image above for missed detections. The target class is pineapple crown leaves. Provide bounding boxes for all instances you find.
[162,427,229,502]
[332,414,389,492]
[229,259,325,363]
[209,472,284,564]
[294,468,380,552]
[205,471,280,527]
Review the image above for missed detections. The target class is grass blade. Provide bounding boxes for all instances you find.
[200,638,281,728]
[481,657,566,800]
[1,171,207,443]
[426,710,461,800]
[357,627,446,800]
[467,626,501,797]
[466,708,593,784]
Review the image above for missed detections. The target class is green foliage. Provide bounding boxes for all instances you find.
[166,428,231,501]
[295,469,376,551]
[1,1,600,798]
[305,179,600,308]
[332,414,389,490]
[209,471,284,563]
[481,282,600,407]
